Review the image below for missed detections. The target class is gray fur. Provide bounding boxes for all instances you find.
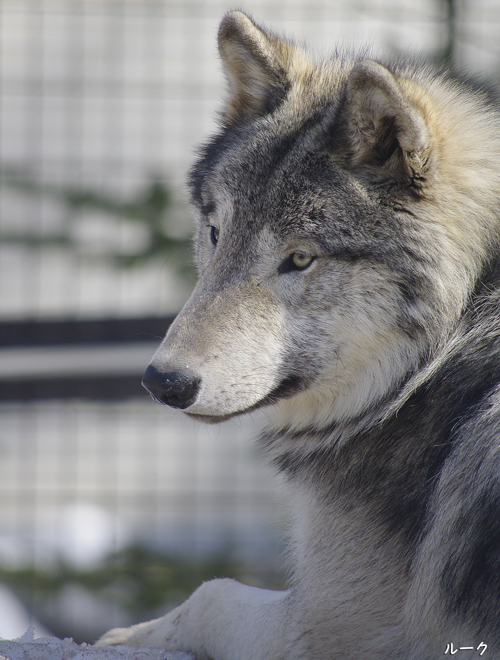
[97,12,500,659]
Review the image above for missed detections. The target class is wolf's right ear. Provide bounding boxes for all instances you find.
[342,60,433,190]
[218,11,290,123]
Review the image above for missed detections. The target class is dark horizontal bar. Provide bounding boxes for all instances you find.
[0,315,175,348]
[0,316,178,400]
[0,374,148,401]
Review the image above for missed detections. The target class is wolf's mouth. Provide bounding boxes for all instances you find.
[185,374,306,424]
[260,374,305,405]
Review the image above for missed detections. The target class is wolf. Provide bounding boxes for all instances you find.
[97,11,500,660]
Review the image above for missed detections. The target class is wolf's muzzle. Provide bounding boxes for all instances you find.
[142,364,201,410]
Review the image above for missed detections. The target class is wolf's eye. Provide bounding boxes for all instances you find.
[279,252,315,274]
[209,225,219,246]
[291,252,314,270]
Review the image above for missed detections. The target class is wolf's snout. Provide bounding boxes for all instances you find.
[142,364,201,409]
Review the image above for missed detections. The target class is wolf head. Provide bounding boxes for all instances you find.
[144,12,500,432]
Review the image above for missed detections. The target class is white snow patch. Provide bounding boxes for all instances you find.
[0,586,51,639]
[0,627,194,660]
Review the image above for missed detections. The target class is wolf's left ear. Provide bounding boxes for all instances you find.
[343,60,432,189]
[218,11,290,123]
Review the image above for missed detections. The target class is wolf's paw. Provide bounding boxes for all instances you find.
[95,614,178,648]
[95,626,135,647]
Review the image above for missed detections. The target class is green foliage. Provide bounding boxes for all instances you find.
[0,545,285,642]
[0,168,194,276]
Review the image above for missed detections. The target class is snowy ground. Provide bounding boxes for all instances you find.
[0,589,193,660]
[0,628,194,660]
[0,585,51,640]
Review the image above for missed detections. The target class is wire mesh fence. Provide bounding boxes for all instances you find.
[0,0,499,642]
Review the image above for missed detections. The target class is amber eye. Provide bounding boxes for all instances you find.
[291,252,314,270]
[210,225,219,246]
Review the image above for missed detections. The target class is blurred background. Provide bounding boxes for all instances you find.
[0,0,498,644]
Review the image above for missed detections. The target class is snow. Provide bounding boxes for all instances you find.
[0,585,51,639]
[0,588,194,659]
[0,628,194,660]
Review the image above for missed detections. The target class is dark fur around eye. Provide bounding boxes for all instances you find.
[210,225,219,246]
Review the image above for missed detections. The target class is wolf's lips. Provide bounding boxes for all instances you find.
[184,374,307,423]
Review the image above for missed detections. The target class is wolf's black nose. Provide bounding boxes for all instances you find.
[142,365,201,409]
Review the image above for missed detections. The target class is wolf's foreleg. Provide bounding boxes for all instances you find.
[96,578,290,660]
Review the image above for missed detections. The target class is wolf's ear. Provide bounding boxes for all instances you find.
[343,60,432,189]
[218,11,290,122]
